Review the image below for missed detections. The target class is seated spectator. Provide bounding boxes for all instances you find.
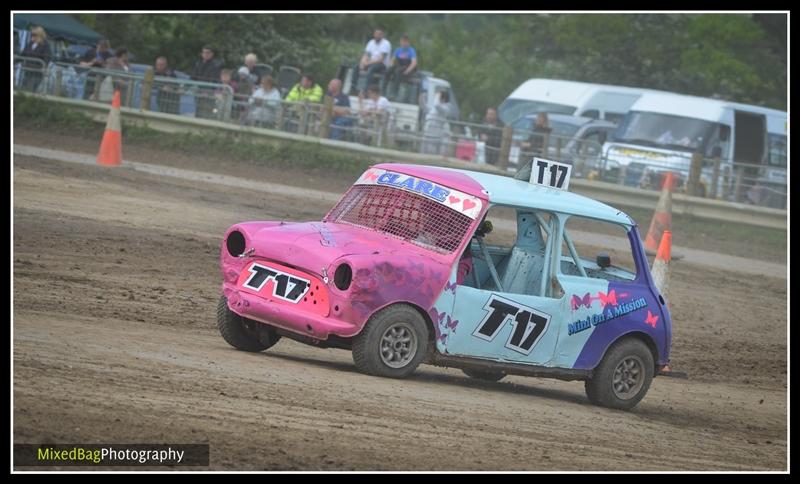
[351,28,391,96]
[326,78,353,141]
[153,56,179,115]
[285,73,323,103]
[246,75,282,127]
[237,53,260,86]
[20,26,50,92]
[385,34,417,100]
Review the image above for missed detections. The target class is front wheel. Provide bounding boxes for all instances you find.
[217,296,280,352]
[585,338,654,410]
[352,304,430,378]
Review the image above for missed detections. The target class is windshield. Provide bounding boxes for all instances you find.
[325,184,473,254]
[611,111,720,153]
[498,99,577,124]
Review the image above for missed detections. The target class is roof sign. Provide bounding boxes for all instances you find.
[528,157,572,190]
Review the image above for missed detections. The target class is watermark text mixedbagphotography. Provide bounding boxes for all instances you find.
[14,444,209,467]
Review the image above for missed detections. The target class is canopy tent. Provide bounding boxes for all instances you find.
[14,13,103,44]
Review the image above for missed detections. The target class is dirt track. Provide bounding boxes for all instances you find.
[13,141,787,470]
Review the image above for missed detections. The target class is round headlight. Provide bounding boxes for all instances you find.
[226,230,246,257]
[334,263,352,291]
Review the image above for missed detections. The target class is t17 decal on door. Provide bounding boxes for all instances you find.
[472,294,552,355]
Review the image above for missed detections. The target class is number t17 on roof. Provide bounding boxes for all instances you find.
[529,157,572,190]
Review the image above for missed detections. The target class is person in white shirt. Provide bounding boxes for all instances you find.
[351,29,391,96]
[238,53,260,86]
[247,75,282,127]
[359,84,394,143]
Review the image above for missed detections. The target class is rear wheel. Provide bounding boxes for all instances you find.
[352,304,430,378]
[217,296,280,352]
[462,368,506,382]
[585,338,654,410]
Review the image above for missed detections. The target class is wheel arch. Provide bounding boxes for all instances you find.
[605,331,659,371]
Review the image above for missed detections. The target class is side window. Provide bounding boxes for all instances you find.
[462,206,560,298]
[560,216,637,282]
[581,109,600,119]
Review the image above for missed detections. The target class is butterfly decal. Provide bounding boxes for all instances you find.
[445,315,459,332]
[444,280,458,294]
[644,310,659,328]
[596,290,619,308]
[571,293,592,310]
[429,307,445,325]
[438,333,448,344]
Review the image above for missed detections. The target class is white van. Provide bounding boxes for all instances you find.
[601,92,777,198]
[498,79,654,125]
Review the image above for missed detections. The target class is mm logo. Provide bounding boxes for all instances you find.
[472,294,551,355]
[242,263,311,303]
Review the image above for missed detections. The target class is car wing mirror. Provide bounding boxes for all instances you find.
[596,253,611,268]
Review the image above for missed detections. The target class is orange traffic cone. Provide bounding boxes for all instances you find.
[97,90,122,166]
[650,230,671,305]
[644,171,674,253]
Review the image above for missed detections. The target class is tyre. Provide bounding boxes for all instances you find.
[462,368,506,382]
[585,338,654,410]
[216,296,280,352]
[352,304,430,378]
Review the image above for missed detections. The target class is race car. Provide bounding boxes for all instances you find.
[217,157,673,410]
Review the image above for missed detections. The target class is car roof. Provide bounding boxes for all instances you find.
[372,163,634,226]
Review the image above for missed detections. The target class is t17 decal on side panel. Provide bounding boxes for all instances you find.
[242,263,310,303]
[472,294,552,355]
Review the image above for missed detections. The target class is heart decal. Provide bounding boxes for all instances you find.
[364,171,378,181]
[448,195,461,204]
[463,199,476,211]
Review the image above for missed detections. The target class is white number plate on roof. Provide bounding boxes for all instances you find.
[529,157,572,190]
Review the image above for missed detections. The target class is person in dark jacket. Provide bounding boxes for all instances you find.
[191,45,223,119]
[20,26,50,92]
[153,56,180,115]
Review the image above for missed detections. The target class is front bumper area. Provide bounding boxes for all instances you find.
[224,286,360,340]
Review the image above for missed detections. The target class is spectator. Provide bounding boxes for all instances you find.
[326,78,353,141]
[20,26,50,92]
[351,28,391,96]
[214,69,238,117]
[385,34,417,100]
[522,112,552,156]
[246,75,282,127]
[515,112,553,181]
[237,53,260,86]
[285,73,323,103]
[191,45,223,119]
[153,56,179,115]
[477,107,505,166]
[79,38,112,68]
[358,84,393,144]
[104,46,132,102]
[421,91,455,156]
[79,38,112,100]
[105,46,130,72]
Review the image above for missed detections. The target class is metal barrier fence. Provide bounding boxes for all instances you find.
[15,58,786,209]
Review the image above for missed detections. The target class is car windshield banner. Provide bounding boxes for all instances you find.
[355,168,483,219]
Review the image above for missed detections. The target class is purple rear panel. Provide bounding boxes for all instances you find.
[573,226,672,369]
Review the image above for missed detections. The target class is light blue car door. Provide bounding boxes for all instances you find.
[441,211,569,366]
